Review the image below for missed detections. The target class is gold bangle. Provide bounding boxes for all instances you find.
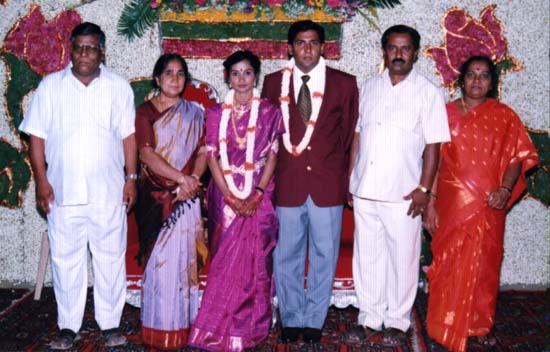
[190,174,200,181]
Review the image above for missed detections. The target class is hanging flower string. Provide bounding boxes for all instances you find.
[219,88,261,199]
[279,58,325,157]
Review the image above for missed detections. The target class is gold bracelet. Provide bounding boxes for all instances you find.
[190,174,200,181]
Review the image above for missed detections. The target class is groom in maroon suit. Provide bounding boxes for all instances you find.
[261,20,358,343]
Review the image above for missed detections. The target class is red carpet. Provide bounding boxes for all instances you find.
[0,287,546,351]
[0,287,421,351]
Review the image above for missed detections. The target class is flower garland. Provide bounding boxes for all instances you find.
[219,88,261,199]
[279,58,325,156]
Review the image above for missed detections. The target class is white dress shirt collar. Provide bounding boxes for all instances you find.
[292,57,326,101]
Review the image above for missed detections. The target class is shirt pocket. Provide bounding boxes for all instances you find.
[388,105,421,132]
[90,92,113,132]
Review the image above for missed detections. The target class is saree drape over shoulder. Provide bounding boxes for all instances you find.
[188,99,284,352]
[426,99,538,352]
[135,99,205,350]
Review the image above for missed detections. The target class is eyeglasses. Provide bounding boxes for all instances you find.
[72,44,101,55]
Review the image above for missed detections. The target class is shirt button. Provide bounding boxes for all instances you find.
[306,146,311,151]
[377,122,381,126]
[370,161,373,165]
[306,166,312,171]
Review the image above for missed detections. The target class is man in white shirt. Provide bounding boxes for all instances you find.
[19,22,137,350]
[347,25,450,346]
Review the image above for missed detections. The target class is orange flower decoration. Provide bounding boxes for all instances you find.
[279,96,290,103]
[425,5,522,94]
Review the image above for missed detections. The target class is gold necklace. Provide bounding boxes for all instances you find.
[232,102,251,119]
[230,110,247,150]
[460,96,486,112]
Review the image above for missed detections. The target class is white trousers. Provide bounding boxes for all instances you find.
[47,203,127,332]
[352,197,421,332]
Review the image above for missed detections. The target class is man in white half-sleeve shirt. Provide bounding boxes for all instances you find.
[346,25,450,347]
[19,22,137,350]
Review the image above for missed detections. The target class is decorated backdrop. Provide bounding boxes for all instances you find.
[0,0,548,287]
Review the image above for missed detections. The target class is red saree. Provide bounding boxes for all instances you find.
[426,99,538,352]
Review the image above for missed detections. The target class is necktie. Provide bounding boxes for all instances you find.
[297,75,312,123]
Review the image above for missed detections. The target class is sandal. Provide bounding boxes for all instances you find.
[102,328,127,347]
[49,329,76,350]
[476,333,497,346]
[344,325,378,343]
[382,327,409,347]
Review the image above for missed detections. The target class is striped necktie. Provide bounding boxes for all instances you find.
[297,75,312,123]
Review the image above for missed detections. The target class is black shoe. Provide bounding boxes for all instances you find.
[280,327,302,343]
[303,327,322,343]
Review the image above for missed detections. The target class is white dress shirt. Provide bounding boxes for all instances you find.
[350,68,450,202]
[19,64,135,206]
[292,57,326,102]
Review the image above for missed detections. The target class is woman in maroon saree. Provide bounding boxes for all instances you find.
[135,54,207,350]
[188,51,284,351]
[424,56,538,351]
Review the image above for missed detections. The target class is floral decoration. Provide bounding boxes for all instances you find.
[3,4,82,75]
[161,0,399,21]
[424,5,522,95]
[118,0,400,41]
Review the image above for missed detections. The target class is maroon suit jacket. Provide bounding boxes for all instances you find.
[261,66,358,207]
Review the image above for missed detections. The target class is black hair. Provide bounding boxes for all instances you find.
[152,53,190,89]
[70,22,106,49]
[287,20,325,44]
[457,55,498,99]
[381,25,420,51]
[222,50,261,84]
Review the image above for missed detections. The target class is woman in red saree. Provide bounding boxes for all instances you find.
[424,56,538,351]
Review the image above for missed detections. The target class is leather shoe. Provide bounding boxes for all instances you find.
[303,327,322,343]
[280,327,302,343]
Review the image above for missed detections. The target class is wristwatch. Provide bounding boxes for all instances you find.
[125,173,138,181]
[416,185,430,194]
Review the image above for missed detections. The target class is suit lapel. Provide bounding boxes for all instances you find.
[289,73,301,121]
[316,66,330,123]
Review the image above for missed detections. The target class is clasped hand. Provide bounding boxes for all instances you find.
[225,191,263,217]
[172,175,202,203]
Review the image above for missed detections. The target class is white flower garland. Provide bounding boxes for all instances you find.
[219,88,260,199]
[280,58,325,156]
